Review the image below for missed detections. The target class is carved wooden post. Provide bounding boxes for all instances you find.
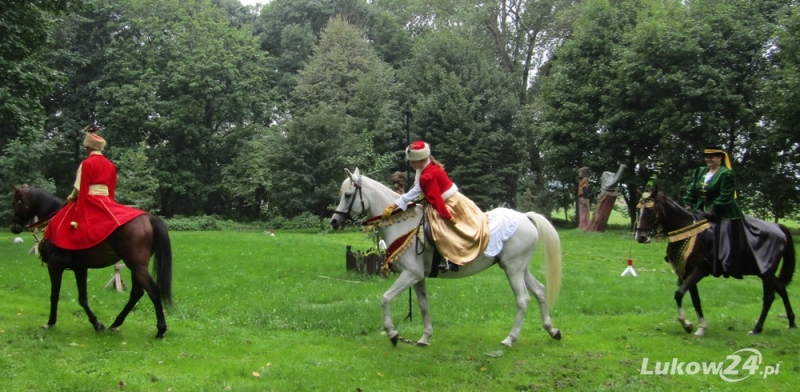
[577,167,590,229]
[586,164,626,232]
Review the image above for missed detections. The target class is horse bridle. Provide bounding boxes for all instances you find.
[333,176,368,222]
[10,192,33,228]
[635,198,664,238]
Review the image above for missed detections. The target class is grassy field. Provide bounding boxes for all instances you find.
[1,227,798,391]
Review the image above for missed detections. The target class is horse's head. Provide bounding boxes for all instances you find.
[330,168,369,230]
[635,186,695,243]
[10,185,34,234]
[635,187,662,243]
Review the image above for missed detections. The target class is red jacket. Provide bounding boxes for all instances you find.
[45,153,146,250]
[419,163,454,220]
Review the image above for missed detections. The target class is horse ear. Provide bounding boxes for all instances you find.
[14,185,20,192]
[353,167,361,178]
[345,168,354,183]
[652,185,659,197]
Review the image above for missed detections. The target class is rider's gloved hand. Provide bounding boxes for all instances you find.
[382,205,395,220]
[703,209,718,221]
[66,189,78,203]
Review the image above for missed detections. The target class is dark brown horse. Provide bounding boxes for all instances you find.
[635,187,795,336]
[9,185,173,338]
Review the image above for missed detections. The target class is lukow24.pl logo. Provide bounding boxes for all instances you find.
[640,348,781,382]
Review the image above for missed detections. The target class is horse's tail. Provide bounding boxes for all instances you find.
[525,212,562,307]
[150,215,174,306]
[778,224,795,286]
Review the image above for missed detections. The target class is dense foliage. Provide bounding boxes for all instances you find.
[1,0,797,226]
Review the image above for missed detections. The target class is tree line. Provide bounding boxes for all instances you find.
[2,0,798,228]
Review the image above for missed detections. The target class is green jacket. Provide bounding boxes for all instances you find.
[683,166,744,220]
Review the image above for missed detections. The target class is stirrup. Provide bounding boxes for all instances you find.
[438,260,458,272]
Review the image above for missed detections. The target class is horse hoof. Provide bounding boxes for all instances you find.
[748,330,760,335]
[42,324,54,330]
[389,332,399,347]
[552,330,562,340]
[110,327,120,333]
[94,323,106,332]
[789,324,797,329]
[500,338,513,347]
[683,324,693,333]
[415,341,429,347]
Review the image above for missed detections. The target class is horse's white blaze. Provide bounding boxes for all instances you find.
[331,168,563,346]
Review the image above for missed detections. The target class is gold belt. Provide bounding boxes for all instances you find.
[87,184,109,196]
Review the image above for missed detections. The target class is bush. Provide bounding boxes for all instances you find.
[165,215,243,231]
[265,212,321,230]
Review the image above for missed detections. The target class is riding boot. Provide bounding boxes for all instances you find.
[434,250,459,273]
[447,260,459,272]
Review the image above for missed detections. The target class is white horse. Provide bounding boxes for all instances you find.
[330,168,563,347]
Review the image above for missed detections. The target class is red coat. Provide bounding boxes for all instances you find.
[44,153,146,250]
[419,163,454,220]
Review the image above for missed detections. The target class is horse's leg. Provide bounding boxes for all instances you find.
[139,269,168,339]
[501,267,530,347]
[750,276,777,335]
[524,269,561,340]
[73,267,105,331]
[109,266,167,337]
[108,272,144,333]
[382,270,422,346]
[675,268,705,334]
[412,280,433,346]
[687,285,707,337]
[772,277,797,328]
[44,263,65,329]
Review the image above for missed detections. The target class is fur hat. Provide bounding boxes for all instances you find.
[83,125,106,151]
[405,140,430,161]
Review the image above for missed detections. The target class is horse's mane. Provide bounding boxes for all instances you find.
[656,192,682,209]
[360,175,400,198]
[28,187,65,219]
[653,191,693,222]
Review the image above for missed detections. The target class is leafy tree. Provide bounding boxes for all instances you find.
[272,17,401,221]
[220,132,277,220]
[538,0,790,225]
[0,0,84,146]
[399,28,523,209]
[0,0,87,220]
[95,0,276,217]
[255,0,411,99]
[113,142,159,212]
[752,5,800,221]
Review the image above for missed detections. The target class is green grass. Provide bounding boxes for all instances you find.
[1,228,798,391]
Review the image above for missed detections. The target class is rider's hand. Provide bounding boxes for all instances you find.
[704,209,718,221]
[684,204,693,212]
[66,189,77,203]
[382,205,395,220]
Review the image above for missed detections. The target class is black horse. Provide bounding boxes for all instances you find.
[9,185,173,338]
[635,187,796,336]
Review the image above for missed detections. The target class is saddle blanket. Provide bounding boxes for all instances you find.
[484,208,519,257]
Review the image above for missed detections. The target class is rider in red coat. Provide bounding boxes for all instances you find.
[44,126,146,257]
[383,141,489,271]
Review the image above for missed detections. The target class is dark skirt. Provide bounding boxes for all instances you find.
[701,215,787,279]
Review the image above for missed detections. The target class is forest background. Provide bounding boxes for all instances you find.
[2,0,799,229]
